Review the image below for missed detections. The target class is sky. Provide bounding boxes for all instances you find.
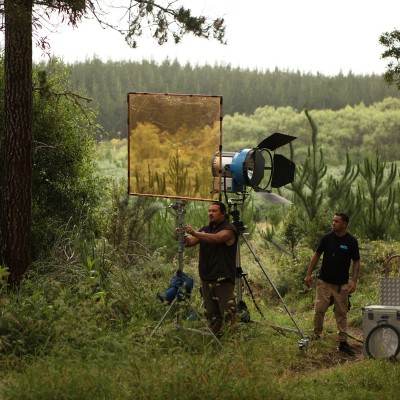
[31,0,400,76]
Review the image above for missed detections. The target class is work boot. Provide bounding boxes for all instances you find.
[338,341,355,356]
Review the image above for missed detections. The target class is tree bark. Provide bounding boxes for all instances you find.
[1,0,33,285]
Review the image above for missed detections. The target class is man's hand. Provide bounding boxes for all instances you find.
[175,227,184,237]
[304,274,312,288]
[348,280,357,294]
[184,224,195,235]
[304,252,321,288]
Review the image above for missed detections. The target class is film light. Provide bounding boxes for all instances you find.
[212,132,296,194]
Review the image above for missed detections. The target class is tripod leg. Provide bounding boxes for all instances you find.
[183,301,223,347]
[242,274,264,318]
[150,297,178,337]
[151,298,223,347]
[241,233,307,340]
[235,237,244,303]
[235,229,263,321]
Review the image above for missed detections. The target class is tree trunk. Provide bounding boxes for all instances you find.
[1,0,33,285]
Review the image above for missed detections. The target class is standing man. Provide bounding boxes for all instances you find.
[305,212,360,355]
[183,201,238,337]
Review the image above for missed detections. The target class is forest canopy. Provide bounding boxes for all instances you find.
[223,98,400,164]
[59,58,400,141]
[54,57,400,165]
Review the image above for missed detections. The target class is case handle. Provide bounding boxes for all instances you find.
[383,254,400,278]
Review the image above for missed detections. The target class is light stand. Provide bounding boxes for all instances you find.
[228,198,309,351]
[230,200,265,322]
[150,199,222,346]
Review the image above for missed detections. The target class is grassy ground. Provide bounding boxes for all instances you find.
[1,295,399,400]
[0,231,398,400]
[1,141,399,399]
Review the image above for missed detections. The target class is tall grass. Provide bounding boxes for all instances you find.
[2,148,400,398]
[1,214,400,399]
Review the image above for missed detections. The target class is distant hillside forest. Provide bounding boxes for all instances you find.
[59,58,400,140]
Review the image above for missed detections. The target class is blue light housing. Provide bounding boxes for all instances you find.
[212,132,296,194]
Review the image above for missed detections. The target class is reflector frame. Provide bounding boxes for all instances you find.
[128,92,222,201]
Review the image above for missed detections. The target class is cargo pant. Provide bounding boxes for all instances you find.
[314,279,349,342]
[201,278,237,337]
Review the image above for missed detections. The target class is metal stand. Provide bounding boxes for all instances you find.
[228,199,309,351]
[150,199,222,346]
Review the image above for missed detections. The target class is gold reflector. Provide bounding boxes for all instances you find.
[128,92,222,201]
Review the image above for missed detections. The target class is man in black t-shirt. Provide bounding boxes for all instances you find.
[183,201,238,337]
[305,212,360,355]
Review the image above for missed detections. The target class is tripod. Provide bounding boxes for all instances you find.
[150,199,222,346]
[228,199,309,351]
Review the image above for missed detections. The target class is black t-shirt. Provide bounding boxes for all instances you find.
[316,231,360,285]
[198,219,237,283]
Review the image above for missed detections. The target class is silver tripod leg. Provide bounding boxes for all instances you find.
[150,298,223,347]
[150,297,179,337]
[241,233,309,351]
[177,301,223,347]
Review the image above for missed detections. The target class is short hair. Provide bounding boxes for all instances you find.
[335,212,349,224]
[211,201,226,214]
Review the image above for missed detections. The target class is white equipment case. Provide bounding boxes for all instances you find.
[362,255,400,359]
[362,305,400,359]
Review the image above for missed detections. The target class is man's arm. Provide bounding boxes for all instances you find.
[348,259,360,294]
[304,252,321,288]
[174,227,200,247]
[184,225,236,246]
[184,235,200,247]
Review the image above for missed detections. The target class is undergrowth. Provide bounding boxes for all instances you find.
[1,216,400,399]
